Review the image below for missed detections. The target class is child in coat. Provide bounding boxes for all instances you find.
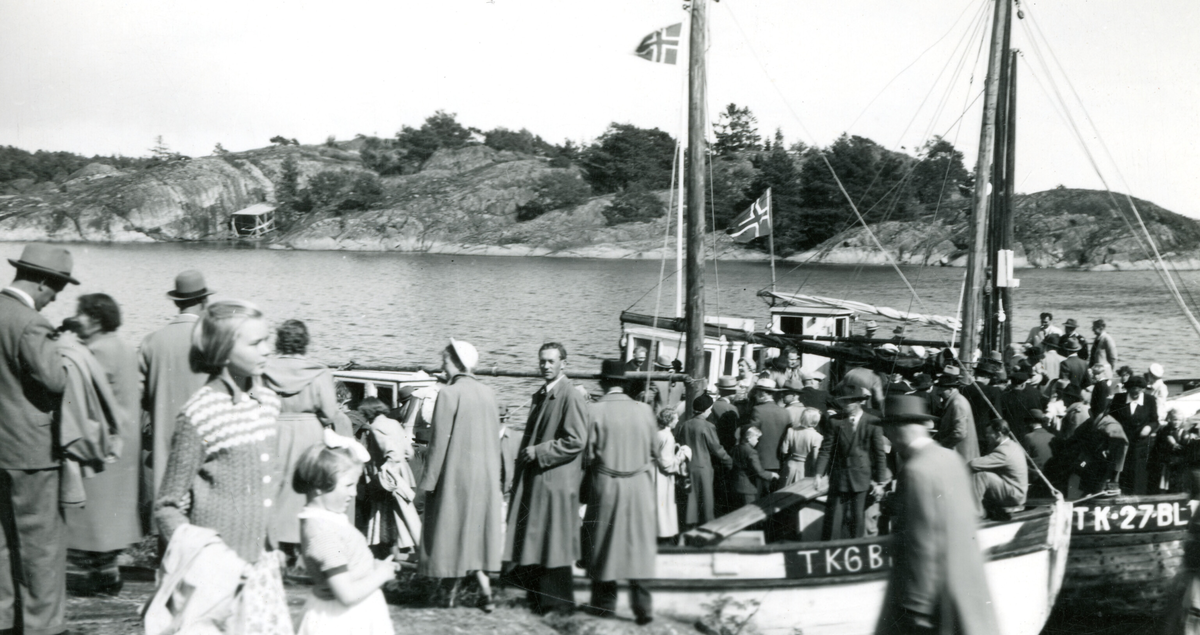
[295,434,397,635]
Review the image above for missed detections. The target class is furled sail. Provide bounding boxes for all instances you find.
[759,290,961,333]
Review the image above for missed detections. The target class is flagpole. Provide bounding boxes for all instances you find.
[767,188,776,292]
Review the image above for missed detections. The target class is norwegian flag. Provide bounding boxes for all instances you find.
[635,23,682,64]
[727,189,772,243]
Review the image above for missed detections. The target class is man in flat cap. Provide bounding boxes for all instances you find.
[0,244,79,635]
[138,270,213,522]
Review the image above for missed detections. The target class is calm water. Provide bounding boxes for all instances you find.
[15,241,1200,406]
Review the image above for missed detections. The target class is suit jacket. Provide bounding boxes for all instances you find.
[1110,392,1160,446]
[732,442,773,496]
[936,391,980,462]
[709,398,740,450]
[0,290,66,469]
[877,441,1000,635]
[676,416,732,471]
[1090,332,1119,368]
[748,401,791,470]
[1059,355,1090,388]
[813,412,887,493]
[999,385,1047,438]
[504,377,589,568]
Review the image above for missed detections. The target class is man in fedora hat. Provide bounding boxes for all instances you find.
[872,394,999,635]
[583,360,657,624]
[1058,335,1089,389]
[0,244,79,634]
[814,385,888,540]
[677,394,733,527]
[709,375,741,451]
[138,270,214,518]
[1061,318,1089,360]
[747,378,790,486]
[934,367,980,461]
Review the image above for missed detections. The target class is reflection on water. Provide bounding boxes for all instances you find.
[12,242,1200,407]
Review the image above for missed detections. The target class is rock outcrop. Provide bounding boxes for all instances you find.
[1,143,1198,269]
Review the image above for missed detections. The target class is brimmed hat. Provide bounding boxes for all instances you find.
[833,385,871,402]
[693,394,714,412]
[753,378,780,392]
[1060,338,1082,352]
[447,338,479,370]
[8,244,79,285]
[873,394,938,426]
[886,380,913,394]
[166,269,214,300]
[935,366,964,387]
[1148,363,1165,379]
[1010,371,1030,386]
[397,386,416,402]
[654,355,674,369]
[599,359,627,379]
[715,375,739,392]
[865,320,879,330]
[1125,375,1147,389]
[1064,318,1079,328]
[877,343,900,355]
[782,378,806,393]
[911,373,933,390]
[892,325,906,336]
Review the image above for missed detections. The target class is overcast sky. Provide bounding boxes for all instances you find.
[2,0,1197,217]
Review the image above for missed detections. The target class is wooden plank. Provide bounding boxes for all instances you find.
[683,478,825,546]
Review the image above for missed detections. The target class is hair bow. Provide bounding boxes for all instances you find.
[323,428,370,463]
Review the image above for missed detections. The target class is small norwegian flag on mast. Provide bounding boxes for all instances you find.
[635,23,682,64]
[726,189,772,243]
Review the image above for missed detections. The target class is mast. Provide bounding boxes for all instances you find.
[984,13,1015,355]
[684,0,708,415]
[959,0,1011,363]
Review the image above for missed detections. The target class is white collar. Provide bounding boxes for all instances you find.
[298,505,351,524]
[544,374,565,393]
[1128,392,1144,406]
[3,287,35,310]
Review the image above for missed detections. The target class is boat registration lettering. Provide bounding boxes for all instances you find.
[1074,500,1199,534]
[786,543,890,578]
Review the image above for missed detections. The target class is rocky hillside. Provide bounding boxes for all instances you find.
[0,143,1196,269]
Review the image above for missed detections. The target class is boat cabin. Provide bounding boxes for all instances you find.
[768,305,854,385]
[230,203,277,238]
[331,368,437,409]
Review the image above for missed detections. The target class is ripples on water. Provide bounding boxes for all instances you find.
[15,242,1200,407]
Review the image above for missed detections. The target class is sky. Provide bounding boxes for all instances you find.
[1,0,1198,216]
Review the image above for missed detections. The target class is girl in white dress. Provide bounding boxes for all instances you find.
[295,434,397,635]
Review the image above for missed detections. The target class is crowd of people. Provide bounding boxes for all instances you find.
[2,242,1196,635]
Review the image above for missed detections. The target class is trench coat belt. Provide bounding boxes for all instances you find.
[591,462,652,478]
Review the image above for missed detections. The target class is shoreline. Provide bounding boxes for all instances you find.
[7,239,1200,271]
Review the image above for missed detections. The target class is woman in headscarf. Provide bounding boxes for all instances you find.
[263,319,352,559]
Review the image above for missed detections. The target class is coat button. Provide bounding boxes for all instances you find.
[264,499,273,508]
[260,453,270,462]
[262,475,272,484]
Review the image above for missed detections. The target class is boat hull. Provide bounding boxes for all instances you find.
[1056,493,1196,617]
[575,501,1072,635]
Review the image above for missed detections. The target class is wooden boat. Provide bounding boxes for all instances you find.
[573,481,1073,635]
[1054,493,1197,617]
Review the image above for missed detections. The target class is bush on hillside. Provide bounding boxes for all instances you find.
[579,124,675,194]
[602,184,665,226]
[515,171,591,221]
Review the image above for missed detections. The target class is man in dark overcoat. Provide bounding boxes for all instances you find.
[677,394,732,526]
[813,385,888,540]
[0,244,77,635]
[582,360,658,625]
[709,376,741,451]
[934,367,980,462]
[503,343,588,614]
[747,378,789,483]
[875,394,1000,635]
[1111,375,1160,494]
[1058,337,1090,388]
[137,270,211,523]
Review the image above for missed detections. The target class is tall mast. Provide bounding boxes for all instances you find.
[959,0,1011,363]
[984,13,1015,354]
[684,0,708,415]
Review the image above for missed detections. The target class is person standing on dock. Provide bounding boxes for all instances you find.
[814,386,887,540]
[933,367,980,461]
[875,394,1000,635]
[418,339,503,610]
[139,270,212,524]
[582,360,658,625]
[1057,337,1089,389]
[1061,318,1090,361]
[503,342,588,615]
[0,245,77,635]
[747,378,789,486]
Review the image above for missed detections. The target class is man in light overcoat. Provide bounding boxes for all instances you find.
[0,244,78,635]
[137,270,211,525]
[582,360,658,625]
[503,343,588,614]
[934,367,980,462]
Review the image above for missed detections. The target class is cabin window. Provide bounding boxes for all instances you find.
[376,385,395,408]
[835,318,848,338]
[703,351,713,380]
[723,349,737,376]
[778,315,805,336]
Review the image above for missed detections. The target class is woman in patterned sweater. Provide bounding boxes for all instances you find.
[153,300,293,635]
